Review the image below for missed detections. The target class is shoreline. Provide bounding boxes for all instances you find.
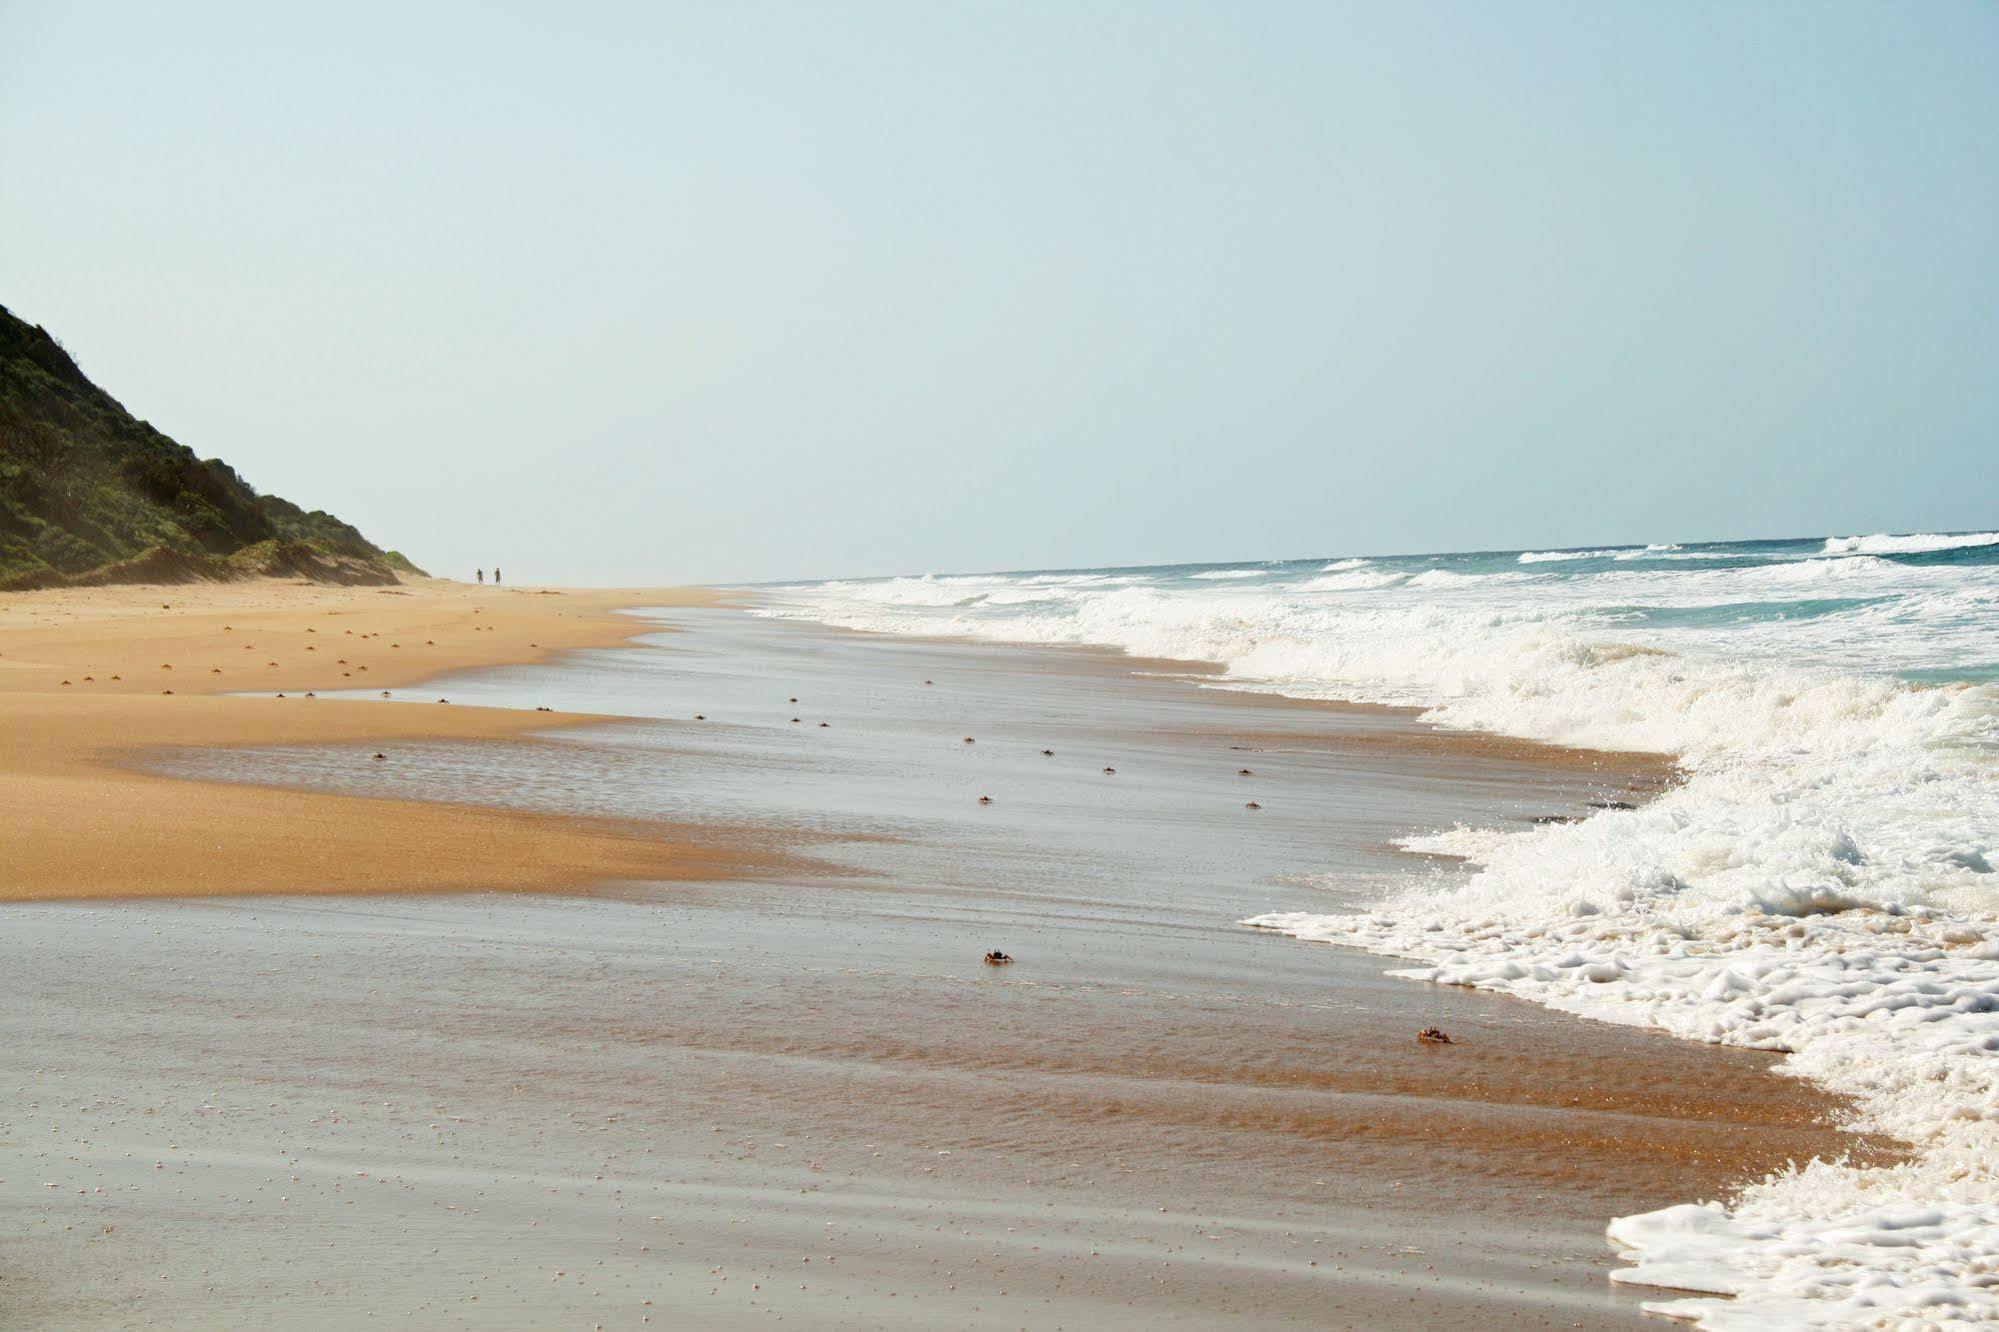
[1,587,1887,1327]
[0,577,1682,903]
[746,572,1998,1326]
[738,611,1689,795]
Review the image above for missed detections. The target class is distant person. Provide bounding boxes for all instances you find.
[494,567,502,585]
[476,568,484,584]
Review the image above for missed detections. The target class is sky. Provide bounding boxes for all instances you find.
[2,1,1995,585]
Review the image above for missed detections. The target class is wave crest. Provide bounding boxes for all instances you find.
[1518,547,1631,562]
[1825,531,1999,556]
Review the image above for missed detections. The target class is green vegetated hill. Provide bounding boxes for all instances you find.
[0,304,421,589]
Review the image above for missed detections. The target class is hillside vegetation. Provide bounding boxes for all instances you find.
[0,304,419,589]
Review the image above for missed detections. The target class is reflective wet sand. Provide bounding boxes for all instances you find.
[3,611,1880,1327]
[0,581,740,903]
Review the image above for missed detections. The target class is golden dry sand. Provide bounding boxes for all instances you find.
[0,577,757,901]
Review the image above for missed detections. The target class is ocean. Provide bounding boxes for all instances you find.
[754,530,1999,1326]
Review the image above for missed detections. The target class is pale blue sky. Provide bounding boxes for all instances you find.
[3,1,1994,583]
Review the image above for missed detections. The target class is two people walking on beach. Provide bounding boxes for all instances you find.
[476,568,502,585]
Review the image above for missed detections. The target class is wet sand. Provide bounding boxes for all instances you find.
[0,608,1881,1328]
[0,578,790,899]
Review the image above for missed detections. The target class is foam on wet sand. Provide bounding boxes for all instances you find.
[763,536,1999,1327]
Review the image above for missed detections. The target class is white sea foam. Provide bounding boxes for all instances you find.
[1519,547,1633,562]
[1188,568,1266,580]
[756,538,1999,1327]
[1640,550,1765,562]
[1405,567,1534,587]
[1261,640,1999,1325]
[1736,553,1906,585]
[1825,532,1999,556]
[1018,572,1129,586]
[1294,568,1410,592]
[1516,544,1717,563]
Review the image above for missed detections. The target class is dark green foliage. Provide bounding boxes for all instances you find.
[0,304,421,588]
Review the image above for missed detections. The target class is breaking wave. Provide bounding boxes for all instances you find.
[1825,531,1999,556]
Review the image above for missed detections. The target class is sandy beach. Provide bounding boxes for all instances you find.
[0,584,1884,1328]
[10,5,1991,1321]
[0,578,793,900]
